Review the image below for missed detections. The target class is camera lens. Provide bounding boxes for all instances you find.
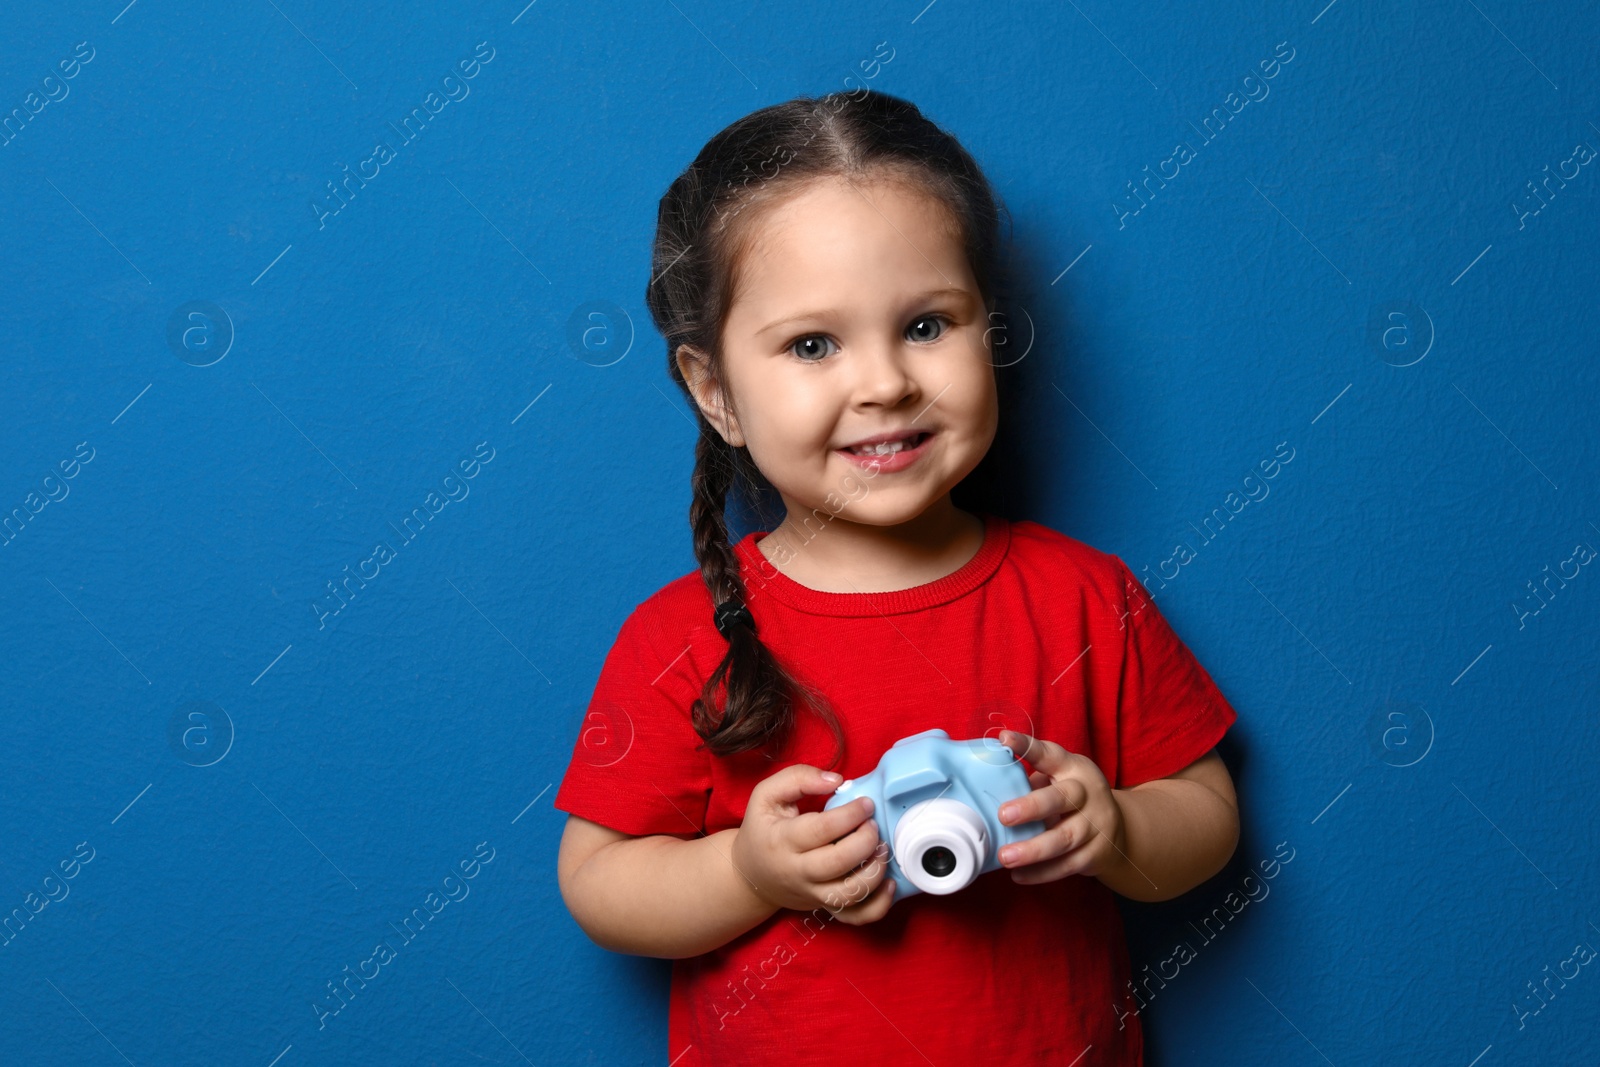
[895,799,986,895]
[921,846,957,878]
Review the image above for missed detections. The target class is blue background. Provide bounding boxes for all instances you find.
[2,0,1597,1063]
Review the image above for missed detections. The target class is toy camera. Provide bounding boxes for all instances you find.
[823,728,1045,903]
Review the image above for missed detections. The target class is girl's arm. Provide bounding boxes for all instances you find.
[557,766,891,956]
[1097,749,1239,902]
[556,814,779,959]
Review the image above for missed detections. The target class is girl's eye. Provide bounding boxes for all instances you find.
[906,315,948,343]
[790,335,837,361]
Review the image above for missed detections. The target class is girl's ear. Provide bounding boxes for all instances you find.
[675,343,746,448]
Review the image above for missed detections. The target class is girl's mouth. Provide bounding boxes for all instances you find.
[836,431,935,473]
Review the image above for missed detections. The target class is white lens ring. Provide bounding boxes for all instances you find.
[894,798,990,895]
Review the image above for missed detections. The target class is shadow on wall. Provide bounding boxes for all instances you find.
[1121,734,1269,1062]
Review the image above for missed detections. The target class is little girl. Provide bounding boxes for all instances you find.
[554,89,1240,1065]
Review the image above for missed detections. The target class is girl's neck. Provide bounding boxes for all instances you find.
[756,497,986,594]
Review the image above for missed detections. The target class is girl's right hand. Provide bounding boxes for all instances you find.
[730,764,895,925]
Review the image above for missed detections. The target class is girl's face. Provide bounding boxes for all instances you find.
[679,173,998,529]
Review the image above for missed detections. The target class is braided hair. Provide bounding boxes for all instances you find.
[644,88,1010,761]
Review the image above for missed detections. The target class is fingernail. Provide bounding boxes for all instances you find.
[822,772,842,784]
[1000,846,1018,864]
[860,797,874,814]
[999,804,1017,822]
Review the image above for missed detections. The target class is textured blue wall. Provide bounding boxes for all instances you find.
[2,1,1597,1064]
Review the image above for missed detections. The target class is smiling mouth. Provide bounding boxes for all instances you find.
[843,431,933,456]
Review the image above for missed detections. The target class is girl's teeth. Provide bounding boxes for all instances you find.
[851,434,921,455]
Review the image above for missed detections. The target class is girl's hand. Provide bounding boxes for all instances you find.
[730,764,896,925]
[992,730,1128,884]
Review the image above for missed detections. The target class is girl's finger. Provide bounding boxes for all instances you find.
[790,795,876,852]
[1024,771,1063,830]
[802,815,880,883]
[998,815,1078,869]
[816,842,889,910]
[999,774,1088,827]
[997,731,1073,777]
[1009,849,1081,885]
[754,763,850,814]
[832,874,895,925]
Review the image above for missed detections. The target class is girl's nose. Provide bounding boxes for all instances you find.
[851,339,920,407]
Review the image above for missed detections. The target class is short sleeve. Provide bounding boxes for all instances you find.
[1110,556,1238,789]
[552,599,713,836]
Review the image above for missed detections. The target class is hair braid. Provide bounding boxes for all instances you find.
[687,428,841,762]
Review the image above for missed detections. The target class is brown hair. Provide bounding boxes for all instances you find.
[644,88,1011,762]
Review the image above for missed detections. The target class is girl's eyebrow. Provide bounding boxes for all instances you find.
[756,287,971,337]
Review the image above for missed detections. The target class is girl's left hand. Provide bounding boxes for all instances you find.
[992,730,1127,884]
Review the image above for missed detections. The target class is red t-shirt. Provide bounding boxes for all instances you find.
[554,513,1238,1066]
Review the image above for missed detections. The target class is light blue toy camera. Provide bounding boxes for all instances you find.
[823,728,1045,903]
